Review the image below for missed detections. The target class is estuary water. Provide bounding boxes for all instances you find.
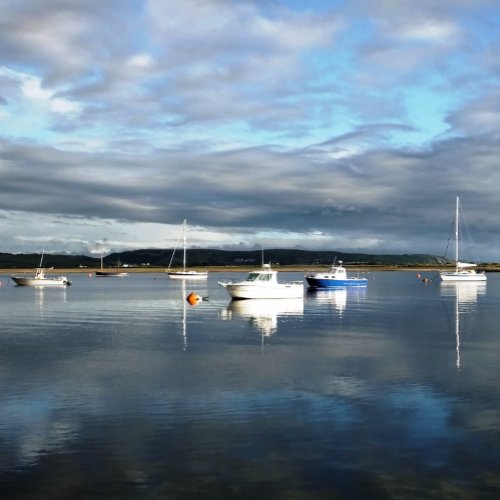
[0,271,499,499]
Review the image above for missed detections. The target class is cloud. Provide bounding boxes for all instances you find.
[0,0,499,259]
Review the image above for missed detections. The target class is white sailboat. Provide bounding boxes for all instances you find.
[440,196,486,282]
[166,219,208,280]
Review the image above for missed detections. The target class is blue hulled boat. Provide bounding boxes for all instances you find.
[305,260,367,289]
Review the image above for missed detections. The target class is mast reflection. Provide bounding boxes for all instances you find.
[440,281,486,369]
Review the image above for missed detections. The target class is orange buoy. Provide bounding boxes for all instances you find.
[416,273,421,278]
[186,292,201,305]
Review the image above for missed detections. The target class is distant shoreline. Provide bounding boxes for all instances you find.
[2,264,500,274]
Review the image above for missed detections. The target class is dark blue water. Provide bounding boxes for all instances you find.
[1,271,499,499]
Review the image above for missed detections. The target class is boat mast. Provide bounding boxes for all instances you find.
[37,251,45,273]
[182,219,187,271]
[455,196,459,271]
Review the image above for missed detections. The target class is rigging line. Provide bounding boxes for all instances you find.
[457,199,481,264]
[442,217,455,259]
[167,231,183,270]
[202,285,229,303]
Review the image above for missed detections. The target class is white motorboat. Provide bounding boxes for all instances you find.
[166,219,208,280]
[11,254,71,287]
[218,263,303,299]
[440,196,486,282]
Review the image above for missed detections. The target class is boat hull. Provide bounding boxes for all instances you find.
[11,276,71,286]
[220,282,303,300]
[95,271,129,277]
[305,275,368,288]
[440,272,487,282]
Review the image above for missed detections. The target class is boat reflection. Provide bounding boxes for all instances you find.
[35,286,68,312]
[440,281,486,369]
[224,299,304,337]
[308,286,367,315]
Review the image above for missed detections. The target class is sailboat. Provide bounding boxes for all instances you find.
[95,251,129,277]
[440,196,486,282]
[166,220,208,280]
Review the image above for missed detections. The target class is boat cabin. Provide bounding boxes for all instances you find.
[246,265,277,283]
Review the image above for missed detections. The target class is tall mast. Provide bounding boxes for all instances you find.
[455,196,459,268]
[182,219,187,271]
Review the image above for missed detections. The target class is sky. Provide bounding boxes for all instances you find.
[1,0,500,260]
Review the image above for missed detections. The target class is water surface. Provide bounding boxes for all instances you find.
[1,271,499,498]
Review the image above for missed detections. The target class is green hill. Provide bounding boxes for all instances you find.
[0,249,447,269]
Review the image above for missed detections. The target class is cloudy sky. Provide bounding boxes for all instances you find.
[1,0,500,259]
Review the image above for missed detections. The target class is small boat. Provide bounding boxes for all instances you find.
[95,270,129,277]
[305,260,367,288]
[218,263,303,300]
[440,196,486,282]
[95,253,128,277]
[166,219,208,280]
[11,253,71,287]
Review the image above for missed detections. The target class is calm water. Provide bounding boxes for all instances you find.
[1,271,500,499]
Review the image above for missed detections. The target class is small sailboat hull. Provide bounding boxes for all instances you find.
[95,271,129,277]
[167,271,208,280]
[440,272,486,282]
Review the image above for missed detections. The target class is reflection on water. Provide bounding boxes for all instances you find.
[181,281,187,350]
[223,298,304,336]
[175,279,209,350]
[440,281,486,370]
[440,280,486,304]
[34,286,68,309]
[2,272,500,498]
[308,286,367,315]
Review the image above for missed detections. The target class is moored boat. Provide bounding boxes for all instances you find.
[166,219,208,280]
[218,263,303,299]
[95,270,129,277]
[305,260,367,289]
[440,196,486,282]
[95,252,128,277]
[11,254,71,287]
